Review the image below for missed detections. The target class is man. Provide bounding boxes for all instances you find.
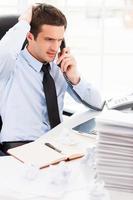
[0,3,103,153]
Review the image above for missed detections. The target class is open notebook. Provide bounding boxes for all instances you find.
[7,130,96,168]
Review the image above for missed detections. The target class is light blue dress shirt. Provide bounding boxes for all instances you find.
[0,20,103,142]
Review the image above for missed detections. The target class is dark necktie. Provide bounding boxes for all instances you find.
[41,63,61,128]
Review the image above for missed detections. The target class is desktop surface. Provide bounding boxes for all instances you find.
[0,156,133,200]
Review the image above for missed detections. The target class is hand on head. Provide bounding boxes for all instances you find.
[18,5,36,24]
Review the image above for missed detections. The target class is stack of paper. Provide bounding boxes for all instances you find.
[95,110,133,192]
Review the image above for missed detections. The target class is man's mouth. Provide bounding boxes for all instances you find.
[47,52,56,58]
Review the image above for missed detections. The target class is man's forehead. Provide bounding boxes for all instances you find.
[40,24,65,31]
[39,24,65,38]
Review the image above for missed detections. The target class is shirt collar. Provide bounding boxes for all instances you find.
[22,47,51,72]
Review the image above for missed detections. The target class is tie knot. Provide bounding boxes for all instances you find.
[41,63,50,74]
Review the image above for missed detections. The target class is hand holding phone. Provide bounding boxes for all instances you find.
[57,39,80,85]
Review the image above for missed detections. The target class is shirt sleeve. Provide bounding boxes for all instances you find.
[67,78,104,110]
[0,20,30,79]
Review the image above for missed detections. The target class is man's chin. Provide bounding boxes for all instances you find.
[42,55,56,63]
[46,57,55,63]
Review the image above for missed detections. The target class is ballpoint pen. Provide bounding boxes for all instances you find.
[45,142,62,153]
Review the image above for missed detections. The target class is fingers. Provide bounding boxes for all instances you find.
[56,47,70,65]
[56,46,76,74]
[60,56,79,85]
[60,57,72,72]
[18,5,35,24]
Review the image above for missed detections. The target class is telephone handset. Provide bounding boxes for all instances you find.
[106,93,133,110]
[58,39,66,68]
[60,39,66,53]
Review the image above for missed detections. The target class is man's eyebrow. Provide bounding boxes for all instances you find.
[45,37,55,40]
[44,37,63,41]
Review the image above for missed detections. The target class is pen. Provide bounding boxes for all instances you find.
[45,142,62,153]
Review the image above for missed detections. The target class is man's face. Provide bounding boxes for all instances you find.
[27,24,65,63]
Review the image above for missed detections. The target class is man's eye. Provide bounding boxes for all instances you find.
[45,38,51,41]
[47,38,53,41]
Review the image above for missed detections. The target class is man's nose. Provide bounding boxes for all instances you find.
[51,41,60,51]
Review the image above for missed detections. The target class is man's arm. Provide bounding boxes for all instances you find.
[0,6,32,78]
[57,47,104,110]
[67,78,104,110]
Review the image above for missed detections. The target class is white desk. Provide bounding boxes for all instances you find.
[0,110,133,200]
[0,156,133,200]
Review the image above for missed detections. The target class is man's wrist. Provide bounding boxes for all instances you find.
[69,76,80,85]
[18,17,31,24]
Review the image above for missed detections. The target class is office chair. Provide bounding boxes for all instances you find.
[0,15,19,39]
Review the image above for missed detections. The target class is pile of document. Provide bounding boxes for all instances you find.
[95,110,133,192]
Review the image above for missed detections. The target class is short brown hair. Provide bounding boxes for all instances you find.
[30,3,67,38]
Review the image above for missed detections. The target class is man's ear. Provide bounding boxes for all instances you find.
[26,32,34,42]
